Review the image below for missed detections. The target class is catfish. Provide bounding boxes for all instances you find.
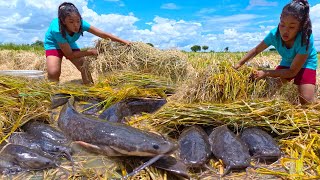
[51,93,71,109]
[0,156,23,175]
[240,127,281,161]
[0,144,59,171]
[22,121,69,144]
[58,97,177,157]
[8,132,73,161]
[178,126,211,167]
[208,126,251,176]
[99,98,167,122]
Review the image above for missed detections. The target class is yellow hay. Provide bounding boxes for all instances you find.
[86,39,191,83]
[173,60,268,103]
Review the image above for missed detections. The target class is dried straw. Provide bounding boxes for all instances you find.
[173,60,268,103]
[86,39,191,83]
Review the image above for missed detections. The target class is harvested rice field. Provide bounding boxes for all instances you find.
[0,41,320,180]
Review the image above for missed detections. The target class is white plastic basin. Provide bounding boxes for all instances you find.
[0,70,45,80]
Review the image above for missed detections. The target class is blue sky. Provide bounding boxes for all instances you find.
[0,0,319,52]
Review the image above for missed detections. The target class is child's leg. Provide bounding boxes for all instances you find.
[293,68,316,105]
[297,84,316,104]
[69,57,93,85]
[46,56,62,82]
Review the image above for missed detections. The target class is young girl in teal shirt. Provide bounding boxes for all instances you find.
[234,0,318,104]
[44,2,130,84]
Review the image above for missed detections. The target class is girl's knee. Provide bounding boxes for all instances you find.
[299,94,314,104]
[298,84,316,104]
[47,68,61,81]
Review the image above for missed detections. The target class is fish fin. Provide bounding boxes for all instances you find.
[74,141,101,152]
[74,141,123,156]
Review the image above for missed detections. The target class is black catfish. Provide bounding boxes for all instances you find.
[22,121,69,144]
[0,156,23,175]
[178,126,211,167]
[99,98,167,122]
[79,99,103,116]
[51,93,71,109]
[58,97,177,157]
[150,156,190,179]
[0,144,59,171]
[240,127,281,161]
[208,126,251,176]
[8,132,73,161]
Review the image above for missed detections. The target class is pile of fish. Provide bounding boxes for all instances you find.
[0,121,72,175]
[177,125,281,177]
[0,93,282,179]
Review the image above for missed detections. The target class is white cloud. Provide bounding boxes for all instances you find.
[161,3,179,10]
[0,0,18,8]
[0,0,319,52]
[310,4,320,46]
[103,0,125,7]
[196,8,216,15]
[246,0,278,10]
[211,14,263,23]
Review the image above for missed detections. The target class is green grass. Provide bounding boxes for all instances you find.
[0,43,44,52]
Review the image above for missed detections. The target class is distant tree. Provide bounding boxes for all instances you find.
[210,50,215,53]
[146,43,154,47]
[224,47,229,52]
[31,40,44,47]
[269,47,276,51]
[191,45,201,52]
[202,45,209,51]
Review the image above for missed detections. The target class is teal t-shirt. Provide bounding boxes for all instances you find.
[263,27,318,70]
[44,18,91,50]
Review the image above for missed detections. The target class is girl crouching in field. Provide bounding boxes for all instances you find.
[234,0,318,105]
[44,2,130,84]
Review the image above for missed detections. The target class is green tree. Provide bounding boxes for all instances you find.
[31,40,44,47]
[269,47,276,51]
[224,47,229,52]
[202,45,209,51]
[146,43,154,47]
[191,45,201,52]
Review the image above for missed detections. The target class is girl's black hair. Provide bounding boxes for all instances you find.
[58,2,83,39]
[277,0,312,50]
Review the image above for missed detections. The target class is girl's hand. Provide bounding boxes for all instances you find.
[233,63,242,70]
[87,49,98,56]
[252,70,267,80]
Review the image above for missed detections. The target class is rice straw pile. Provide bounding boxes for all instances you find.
[174,60,269,103]
[0,50,46,71]
[86,39,191,83]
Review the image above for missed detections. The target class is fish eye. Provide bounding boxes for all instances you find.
[153,144,159,150]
